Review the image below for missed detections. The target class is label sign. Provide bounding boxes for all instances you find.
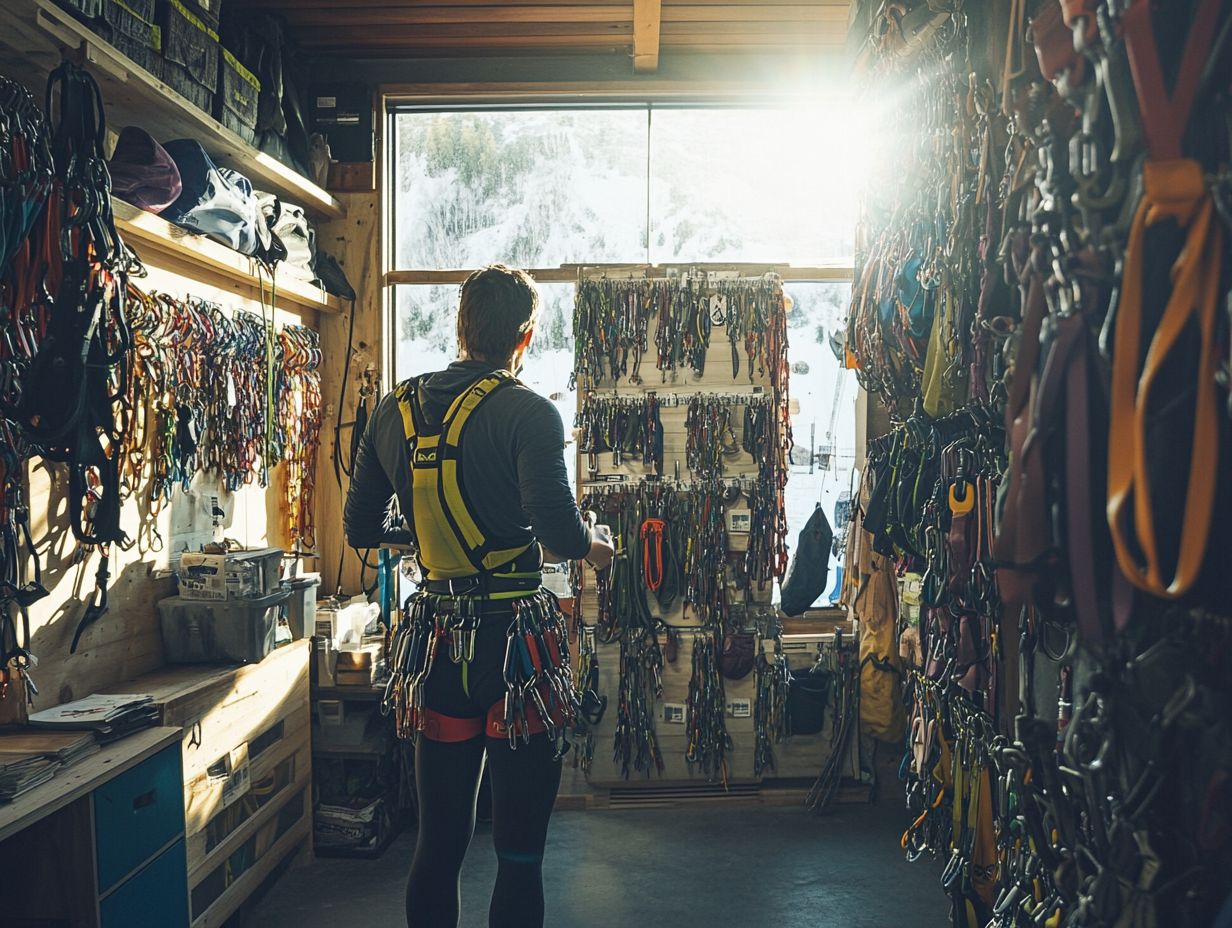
[726,698,752,719]
[663,703,685,724]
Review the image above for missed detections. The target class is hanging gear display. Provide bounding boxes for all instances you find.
[572,270,793,784]
[575,392,663,473]
[278,324,321,552]
[683,631,731,783]
[572,624,605,775]
[572,275,789,391]
[0,73,55,695]
[685,394,742,479]
[845,1,1232,925]
[752,633,790,776]
[0,57,325,691]
[804,631,858,814]
[611,628,664,779]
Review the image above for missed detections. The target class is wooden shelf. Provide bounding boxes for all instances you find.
[0,0,345,222]
[312,731,389,760]
[114,200,344,315]
[0,727,181,844]
[312,684,385,702]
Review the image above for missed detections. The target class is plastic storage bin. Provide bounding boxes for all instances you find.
[158,590,290,663]
[285,576,319,640]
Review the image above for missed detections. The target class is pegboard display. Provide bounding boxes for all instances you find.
[568,268,794,786]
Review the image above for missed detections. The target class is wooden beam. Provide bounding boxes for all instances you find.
[284,5,630,25]
[294,22,632,39]
[277,4,847,26]
[386,264,855,285]
[633,0,662,71]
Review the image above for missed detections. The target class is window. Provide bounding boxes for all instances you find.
[648,108,859,265]
[781,282,857,605]
[390,102,858,608]
[392,109,649,269]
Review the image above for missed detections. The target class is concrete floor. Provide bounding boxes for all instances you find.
[249,787,949,928]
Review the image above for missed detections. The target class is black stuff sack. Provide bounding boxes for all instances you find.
[780,503,834,616]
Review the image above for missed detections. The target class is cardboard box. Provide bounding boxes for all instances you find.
[178,548,282,601]
[334,643,383,686]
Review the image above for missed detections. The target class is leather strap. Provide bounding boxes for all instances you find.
[1108,160,1223,598]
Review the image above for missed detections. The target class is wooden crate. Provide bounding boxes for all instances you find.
[107,640,311,926]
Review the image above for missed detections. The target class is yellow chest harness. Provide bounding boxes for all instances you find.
[395,371,535,582]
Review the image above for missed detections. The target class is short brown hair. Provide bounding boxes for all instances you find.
[457,265,540,364]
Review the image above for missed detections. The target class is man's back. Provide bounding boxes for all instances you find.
[343,359,589,564]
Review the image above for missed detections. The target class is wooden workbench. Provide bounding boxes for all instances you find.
[0,727,186,927]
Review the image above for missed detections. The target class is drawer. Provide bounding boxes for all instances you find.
[95,744,186,892]
[100,838,189,928]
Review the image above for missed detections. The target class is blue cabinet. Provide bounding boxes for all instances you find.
[100,838,190,928]
[94,741,189,926]
[94,743,186,893]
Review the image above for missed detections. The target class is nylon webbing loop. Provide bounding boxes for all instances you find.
[1106,0,1225,599]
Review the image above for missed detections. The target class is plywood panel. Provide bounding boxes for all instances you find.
[316,191,383,597]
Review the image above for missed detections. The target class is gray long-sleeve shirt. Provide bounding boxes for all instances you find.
[343,360,592,565]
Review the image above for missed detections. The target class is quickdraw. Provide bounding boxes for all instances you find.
[383,588,578,760]
[611,628,664,779]
[573,275,791,392]
[683,630,731,784]
[752,631,789,776]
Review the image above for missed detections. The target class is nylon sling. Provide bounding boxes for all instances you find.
[1107,0,1225,599]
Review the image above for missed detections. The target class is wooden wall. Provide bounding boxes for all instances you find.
[315,190,384,598]
[7,258,316,717]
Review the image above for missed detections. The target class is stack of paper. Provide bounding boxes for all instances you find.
[0,753,58,800]
[27,694,159,743]
[0,731,101,801]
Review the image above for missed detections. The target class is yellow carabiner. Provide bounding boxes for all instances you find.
[949,480,976,515]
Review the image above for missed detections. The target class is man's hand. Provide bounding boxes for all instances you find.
[585,524,615,570]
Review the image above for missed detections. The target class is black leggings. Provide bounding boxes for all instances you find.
[406,619,564,928]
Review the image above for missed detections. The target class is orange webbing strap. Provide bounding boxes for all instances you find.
[1106,0,1225,599]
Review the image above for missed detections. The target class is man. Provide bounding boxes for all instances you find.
[344,264,614,928]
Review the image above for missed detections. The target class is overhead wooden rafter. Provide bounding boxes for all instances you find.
[243,1,850,65]
[633,0,662,71]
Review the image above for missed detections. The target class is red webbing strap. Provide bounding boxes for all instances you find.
[1122,0,1223,161]
[418,709,486,743]
[486,689,565,740]
[993,240,1050,613]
